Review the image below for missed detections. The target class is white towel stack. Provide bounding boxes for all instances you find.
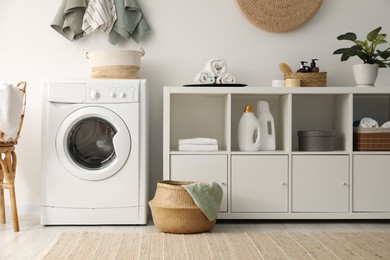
[178,138,218,152]
[194,71,215,84]
[216,73,236,84]
[358,117,390,128]
[382,121,390,128]
[194,58,236,84]
[0,82,23,142]
[359,117,379,128]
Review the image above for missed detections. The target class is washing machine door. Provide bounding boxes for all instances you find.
[56,107,131,181]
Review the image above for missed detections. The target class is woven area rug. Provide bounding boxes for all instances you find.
[43,231,390,259]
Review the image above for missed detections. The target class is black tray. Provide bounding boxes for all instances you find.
[182,83,247,87]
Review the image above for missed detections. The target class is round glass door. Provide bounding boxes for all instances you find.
[67,117,116,170]
[56,107,131,181]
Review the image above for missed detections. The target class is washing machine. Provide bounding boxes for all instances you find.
[41,79,148,225]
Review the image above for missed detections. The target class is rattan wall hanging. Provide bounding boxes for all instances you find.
[236,0,323,33]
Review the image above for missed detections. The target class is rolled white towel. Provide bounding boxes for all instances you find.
[359,117,379,128]
[216,73,236,84]
[194,71,215,84]
[204,58,227,77]
[178,144,218,152]
[179,138,218,145]
[0,82,23,142]
[381,121,390,128]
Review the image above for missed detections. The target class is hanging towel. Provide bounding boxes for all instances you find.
[51,0,88,41]
[204,58,227,77]
[359,117,379,128]
[216,73,236,84]
[179,138,218,145]
[194,71,215,84]
[0,82,23,142]
[109,0,151,44]
[183,182,223,221]
[82,0,117,35]
[178,144,218,152]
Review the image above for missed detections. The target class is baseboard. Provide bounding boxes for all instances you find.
[3,205,41,217]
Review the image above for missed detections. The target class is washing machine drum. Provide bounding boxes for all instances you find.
[56,107,131,181]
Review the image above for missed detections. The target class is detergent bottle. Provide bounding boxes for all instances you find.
[238,105,261,151]
[257,101,276,151]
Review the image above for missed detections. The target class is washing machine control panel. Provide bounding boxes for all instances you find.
[87,83,139,103]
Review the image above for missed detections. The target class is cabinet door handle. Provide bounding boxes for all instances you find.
[220,182,227,186]
[281,182,288,186]
[342,182,348,186]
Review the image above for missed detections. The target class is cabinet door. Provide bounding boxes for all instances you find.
[231,155,288,212]
[170,155,228,212]
[353,155,390,212]
[292,155,349,212]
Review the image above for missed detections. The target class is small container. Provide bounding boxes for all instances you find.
[298,130,335,151]
[309,59,319,72]
[297,61,309,73]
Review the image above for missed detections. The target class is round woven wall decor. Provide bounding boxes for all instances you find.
[236,0,323,33]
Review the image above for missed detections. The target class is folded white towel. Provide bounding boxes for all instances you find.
[178,144,218,152]
[359,117,379,128]
[194,71,215,84]
[204,58,227,77]
[216,73,236,84]
[382,121,390,128]
[179,138,218,145]
[0,82,23,142]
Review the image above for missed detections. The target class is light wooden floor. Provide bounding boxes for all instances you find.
[1,215,390,259]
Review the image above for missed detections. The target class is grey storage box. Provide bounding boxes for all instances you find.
[298,130,335,151]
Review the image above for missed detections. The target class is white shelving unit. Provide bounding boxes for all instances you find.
[163,86,390,219]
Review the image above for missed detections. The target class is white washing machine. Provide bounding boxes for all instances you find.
[41,79,148,225]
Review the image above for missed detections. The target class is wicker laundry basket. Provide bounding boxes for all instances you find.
[86,48,145,79]
[149,180,216,234]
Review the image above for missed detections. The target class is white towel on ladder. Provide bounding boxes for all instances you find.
[0,82,23,142]
[82,0,117,34]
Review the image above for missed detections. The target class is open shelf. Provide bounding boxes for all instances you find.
[164,86,390,219]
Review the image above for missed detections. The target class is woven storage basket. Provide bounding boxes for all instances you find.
[284,72,327,87]
[149,180,216,234]
[353,127,390,151]
[86,49,144,79]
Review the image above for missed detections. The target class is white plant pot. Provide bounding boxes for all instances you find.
[353,63,379,87]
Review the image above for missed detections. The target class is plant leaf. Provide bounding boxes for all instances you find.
[355,40,366,46]
[375,40,387,45]
[340,49,358,61]
[333,48,350,55]
[378,50,390,59]
[377,34,387,41]
[337,32,357,41]
[367,27,382,42]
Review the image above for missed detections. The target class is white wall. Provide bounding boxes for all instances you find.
[1,0,389,215]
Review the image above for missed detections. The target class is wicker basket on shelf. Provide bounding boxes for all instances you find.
[353,127,390,151]
[284,72,327,87]
[149,180,216,234]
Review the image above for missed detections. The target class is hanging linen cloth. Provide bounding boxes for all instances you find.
[51,0,88,41]
[109,0,151,44]
[82,0,117,35]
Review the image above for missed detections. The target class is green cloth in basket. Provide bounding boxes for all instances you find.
[183,182,223,221]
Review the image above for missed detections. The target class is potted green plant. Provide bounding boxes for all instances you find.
[333,26,390,87]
